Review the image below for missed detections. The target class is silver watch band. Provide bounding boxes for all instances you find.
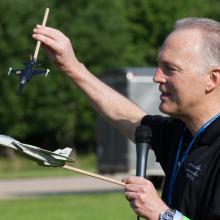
[159,209,175,220]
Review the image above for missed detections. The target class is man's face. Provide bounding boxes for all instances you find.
[154,29,208,118]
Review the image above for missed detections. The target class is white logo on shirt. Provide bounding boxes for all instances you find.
[185,162,202,181]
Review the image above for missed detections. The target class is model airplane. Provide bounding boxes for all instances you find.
[8,8,50,94]
[0,134,73,167]
[0,134,126,186]
[8,56,50,93]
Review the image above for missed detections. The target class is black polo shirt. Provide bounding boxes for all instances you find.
[141,115,220,220]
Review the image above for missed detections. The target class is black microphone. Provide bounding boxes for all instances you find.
[135,125,152,178]
[135,125,152,220]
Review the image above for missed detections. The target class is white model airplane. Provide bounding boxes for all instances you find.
[0,134,73,167]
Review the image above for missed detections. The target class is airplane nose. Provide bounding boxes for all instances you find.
[21,78,26,84]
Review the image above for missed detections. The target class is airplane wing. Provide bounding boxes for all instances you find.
[32,69,50,76]
[8,68,22,76]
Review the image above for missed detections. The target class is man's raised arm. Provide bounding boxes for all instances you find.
[33,25,146,141]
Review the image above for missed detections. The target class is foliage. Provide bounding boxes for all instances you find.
[0,0,219,154]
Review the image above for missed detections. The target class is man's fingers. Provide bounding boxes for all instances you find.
[33,25,64,40]
[122,176,149,184]
[32,33,60,51]
[123,176,154,194]
[124,191,138,201]
[124,183,144,192]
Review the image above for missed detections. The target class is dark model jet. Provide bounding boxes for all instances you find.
[8,8,50,94]
[8,56,49,93]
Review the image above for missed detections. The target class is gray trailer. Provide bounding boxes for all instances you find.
[96,67,164,178]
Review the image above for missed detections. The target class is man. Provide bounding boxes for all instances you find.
[33,17,220,220]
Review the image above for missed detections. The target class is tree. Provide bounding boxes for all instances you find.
[0,0,220,155]
[0,0,143,153]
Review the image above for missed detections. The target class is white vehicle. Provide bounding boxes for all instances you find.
[0,135,73,167]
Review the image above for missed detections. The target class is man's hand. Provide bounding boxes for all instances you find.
[33,25,146,142]
[123,176,168,220]
[33,25,80,75]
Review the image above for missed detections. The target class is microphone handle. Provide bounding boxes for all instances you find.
[136,143,150,220]
[136,143,150,177]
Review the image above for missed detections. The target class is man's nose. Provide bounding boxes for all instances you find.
[153,68,166,83]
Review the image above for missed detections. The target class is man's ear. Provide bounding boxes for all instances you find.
[205,67,220,93]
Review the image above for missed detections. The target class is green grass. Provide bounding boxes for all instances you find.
[0,153,97,179]
[0,193,136,220]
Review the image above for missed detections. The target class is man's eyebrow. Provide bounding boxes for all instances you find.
[157,48,180,69]
[157,58,181,70]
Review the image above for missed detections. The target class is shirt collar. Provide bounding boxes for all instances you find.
[194,117,220,145]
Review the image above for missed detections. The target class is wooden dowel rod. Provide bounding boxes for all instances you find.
[33,8,50,60]
[62,164,126,187]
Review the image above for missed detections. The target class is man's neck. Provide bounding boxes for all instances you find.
[182,110,220,135]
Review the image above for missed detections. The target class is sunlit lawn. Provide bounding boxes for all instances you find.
[0,153,137,220]
[0,154,162,220]
[0,153,160,220]
[0,193,136,220]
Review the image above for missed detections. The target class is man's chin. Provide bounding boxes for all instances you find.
[159,104,177,117]
[159,104,169,113]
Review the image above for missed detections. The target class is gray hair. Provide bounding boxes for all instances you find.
[174,17,220,67]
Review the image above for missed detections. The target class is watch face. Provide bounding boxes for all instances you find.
[160,210,174,220]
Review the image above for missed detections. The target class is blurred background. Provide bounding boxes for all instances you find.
[0,0,220,219]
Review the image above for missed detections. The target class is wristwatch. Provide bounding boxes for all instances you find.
[159,209,176,220]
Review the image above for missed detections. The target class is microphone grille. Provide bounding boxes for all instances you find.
[135,125,152,143]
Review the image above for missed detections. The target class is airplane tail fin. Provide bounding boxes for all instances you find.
[53,147,72,158]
